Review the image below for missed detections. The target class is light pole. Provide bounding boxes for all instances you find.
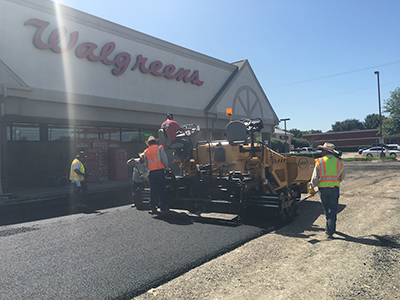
[280,118,290,153]
[374,71,384,158]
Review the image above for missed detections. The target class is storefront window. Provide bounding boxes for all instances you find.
[48,126,74,141]
[7,123,40,141]
[122,130,140,142]
[109,131,120,140]
[86,133,101,139]
[7,123,157,143]
[72,127,121,140]
[97,128,120,140]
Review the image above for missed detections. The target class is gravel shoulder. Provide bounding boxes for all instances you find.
[134,161,400,300]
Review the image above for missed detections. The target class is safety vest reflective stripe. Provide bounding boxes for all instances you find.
[316,156,343,188]
[133,167,143,174]
[144,145,165,171]
[337,158,342,177]
[69,159,85,181]
[319,176,341,182]
[133,167,148,177]
[317,157,327,177]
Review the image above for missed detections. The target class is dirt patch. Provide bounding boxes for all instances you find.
[134,161,400,300]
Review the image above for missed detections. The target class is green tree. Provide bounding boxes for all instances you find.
[288,128,303,139]
[270,138,285,153]
[332,119,364,132]
[363,113,380,129]
[292,137,310,149]
[306,129,322,134]
[383,87,400,136]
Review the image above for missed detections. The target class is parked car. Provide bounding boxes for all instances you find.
[290,147,319,154]
[361,147,400,157]
[387,144,400,150]
[371,143,399,150]
[299,147,321,153]
[358,147,371,154]
[372,143,389,148]
[386,148,400,157]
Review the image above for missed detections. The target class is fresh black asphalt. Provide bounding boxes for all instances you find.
[0,199,270,299]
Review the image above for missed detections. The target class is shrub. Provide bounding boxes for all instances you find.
[292,137,310,149]
[270,138,285,153]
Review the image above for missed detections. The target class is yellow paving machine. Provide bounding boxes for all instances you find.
[157,118,315,221]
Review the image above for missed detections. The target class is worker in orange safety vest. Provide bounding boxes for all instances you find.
[310,142,344,238]
[143,136,169,214]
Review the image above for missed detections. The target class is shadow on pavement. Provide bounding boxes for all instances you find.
[0,192,131,226]
[274,199,346,239]
[151,210,243,227]
[334,232,400,249]
[147,207,284,230]
[274,199,400,249]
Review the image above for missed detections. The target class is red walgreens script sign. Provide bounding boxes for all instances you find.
[24,18,204,86]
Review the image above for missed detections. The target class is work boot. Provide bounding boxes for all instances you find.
[326,231,334,239]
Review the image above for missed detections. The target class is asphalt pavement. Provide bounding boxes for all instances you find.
[0,154,373,299]
[0,200,269,300]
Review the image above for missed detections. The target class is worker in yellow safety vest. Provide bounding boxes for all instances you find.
[310,142,344,238]
[127,152,149,208]
[143,136,169,214]
[69,151,90,211]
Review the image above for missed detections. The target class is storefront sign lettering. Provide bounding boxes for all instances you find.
[24,18,204,86]
[131,54,202,83]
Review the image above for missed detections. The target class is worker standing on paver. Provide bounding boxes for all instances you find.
[161,113,189,160]
[69,151,90,212]
[143,136,169,214]
[310,142,344,238]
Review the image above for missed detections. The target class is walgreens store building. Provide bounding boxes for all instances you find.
[0,0,279,191]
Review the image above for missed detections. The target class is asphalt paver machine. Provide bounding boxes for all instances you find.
[156,118,315,221]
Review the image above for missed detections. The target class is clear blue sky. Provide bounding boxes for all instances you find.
[54,0,400,133]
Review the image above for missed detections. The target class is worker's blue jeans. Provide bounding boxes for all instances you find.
[318,186,340,235]
[148,169,167,210]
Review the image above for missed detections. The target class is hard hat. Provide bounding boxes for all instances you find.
[76,151,87,159]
